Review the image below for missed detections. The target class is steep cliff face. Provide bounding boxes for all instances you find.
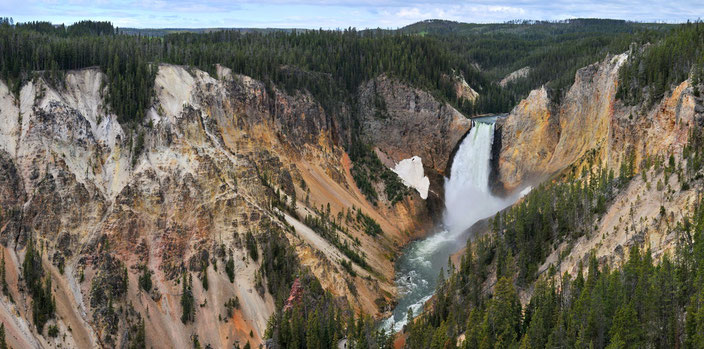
[539,78,701,277]
[496,86,558,190]
[358,75,472,175]
[356,75,473,231]
[0,66,465,348]
[496,52,704,278]
[497,54,628,192]
[358,75,472,189]
[607,79,697,172]
[548,54,628,174]
[498,53,699,191]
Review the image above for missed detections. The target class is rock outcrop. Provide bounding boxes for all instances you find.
[497,54,628,191]
[500,66,531,87]
[547,54,627,174]
[497,53,700,193]
[496,86,558,190]
[356,74,473,228]
[358,75,472,176]
[447,73,479,103]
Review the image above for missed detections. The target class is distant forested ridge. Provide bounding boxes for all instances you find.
[400,19,672,103]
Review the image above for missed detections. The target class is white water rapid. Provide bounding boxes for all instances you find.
[382,118,521,332]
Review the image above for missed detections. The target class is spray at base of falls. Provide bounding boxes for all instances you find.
[382,120,524,332]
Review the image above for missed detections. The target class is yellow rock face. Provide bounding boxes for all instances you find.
[498,86,557,191]
[498,53,701,284]
[498,53,696,193]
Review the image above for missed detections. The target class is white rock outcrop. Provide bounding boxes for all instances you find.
[500,66,531,87]
[392,156,430,199]
[0,80,19,156]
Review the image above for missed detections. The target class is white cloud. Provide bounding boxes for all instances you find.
[397,7,424,19]
[486,5,524,14]
[4,0,703,28]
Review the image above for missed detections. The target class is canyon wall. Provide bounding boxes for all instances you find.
[496,52,704,278]
[0,65,469,348]
[357,74,472,221]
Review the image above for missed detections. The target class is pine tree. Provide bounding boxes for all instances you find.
[306,309,320,349]
[0,249,8,296]
[610,302,643,348]
[180,272,194,324]
[245,231,258,262]
[485,277,522,349]
[201,267,208,291]
[128,317,146,349]
[685,290,704,349]
[138,266,152,292]
[0,323,6,349]
[225,252,235,283]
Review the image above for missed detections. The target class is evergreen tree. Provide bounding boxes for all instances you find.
[201,267,208,291]
[138,266,152,292]
[685,289,704,349]
[609,301,643,348]
[129,317,146,349]
[180,272,195,324]
[22,241,55,331]
[225,252,235,283]
[0,323,7,349]
[0,249,8,296]
[245,231,258,262]
[484,277,522,348]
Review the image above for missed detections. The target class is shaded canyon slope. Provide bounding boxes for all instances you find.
[357,74,473,221]
[0,64,471,348]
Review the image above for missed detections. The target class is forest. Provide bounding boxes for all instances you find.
[400,19,671,103]
[617,21,704,107]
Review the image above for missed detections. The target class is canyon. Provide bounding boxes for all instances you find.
[0,63,473,348]
[1,27,703,349]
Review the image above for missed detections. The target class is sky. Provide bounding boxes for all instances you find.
[2,0,703,29]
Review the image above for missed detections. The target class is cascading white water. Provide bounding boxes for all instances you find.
[444,122,504,233]
[382,119,519,332]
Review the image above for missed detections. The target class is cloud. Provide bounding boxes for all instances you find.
[486,6,525,14]
[2,0,702,28]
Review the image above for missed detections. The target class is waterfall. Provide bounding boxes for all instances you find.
[382,119,518,332]
[443,122,505,235]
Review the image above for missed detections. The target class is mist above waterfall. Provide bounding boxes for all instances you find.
[383,118,520,333]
